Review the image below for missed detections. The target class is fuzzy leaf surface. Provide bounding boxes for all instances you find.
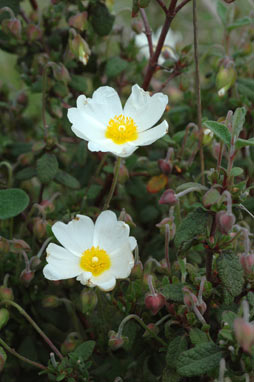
[217,252,244,301]
[0,188,29,219]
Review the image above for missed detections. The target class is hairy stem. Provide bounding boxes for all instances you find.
[103,156,121,210]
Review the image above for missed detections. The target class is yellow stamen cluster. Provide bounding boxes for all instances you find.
[105,114,138,144]
[80,246,111,276]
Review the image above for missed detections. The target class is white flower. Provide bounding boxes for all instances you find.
[67,84,168,158]
[135,27,182,64]
[43,211,136,291]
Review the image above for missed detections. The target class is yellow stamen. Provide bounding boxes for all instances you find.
[105,114,138,144]
[80,246,111,276]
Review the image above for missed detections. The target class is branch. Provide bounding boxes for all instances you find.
[175,0,192,14]
[139,8,154,58]
[155,0,167,13]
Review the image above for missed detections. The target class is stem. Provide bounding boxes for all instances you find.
[42,62,54,138]
[36,237,53,259]
[60,298,85,338]
[243,300,250,322]
[193,0,205,185]
[216,142,224,174]
[147,275,156,295]
[0,337,47,370]
[175,0,192,13]
[139,8,153,58]
[117,314,167,346]
[223,190,232,215]
[0,161,13,187]
[198,276,206,304]
[0,300,63,360]
[176,186,206,199]
[165,224,170,272]
[156,0,167,13]
[103,156,121,210]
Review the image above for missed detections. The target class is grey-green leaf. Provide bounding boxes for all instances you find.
[161,283,184,302]
[166,336,188,368]
[91,3,115,36]
[73,341,95,361]
[106,57,128,78]
[189,328,209,346]
[37,154,59,184]
[203,120,231,146]
[217,252,244,300]
[177,343,222,377]
[174,208,211,252]
[54,170,80,189]
[16,167,37,181]
[235,137,254,149]
[232,107,246,139]
[227,17,252,31]
[0,188,29,219]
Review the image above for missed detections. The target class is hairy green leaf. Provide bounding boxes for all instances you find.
[73,341,95,361]
[177,343,222,377]
[203,120,231,146]
[16,167,37,181]
[37,154,59,184]
[236,137,254,149]
[161,283,184,302]
[227,17,252,31]
[106,57,128,78]
[91,3,115,36]
[166,336,188,368]
[54,170,80,189]
[232,107,246,139]
[0,188,29,219]
[189,329,209,346]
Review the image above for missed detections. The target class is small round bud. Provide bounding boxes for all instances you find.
[240,254,254,275]
[2,18,21,39]
[68,12,88,31]
[158,159,172,175]
[108,331,128,351]
[159,189,178,205]
[40,200,55,213]
[0,309,9,329]
[0,286,14,302]
[145,293,166,315]
[216,211,236,234]
[61,332,81,354]
[183,287,198,308]
[29,256,41,270]
[26,24,42,41]
[234,318,254,353]
[20,269,35,286]
[33,217,47,240]
[131,19,143,34]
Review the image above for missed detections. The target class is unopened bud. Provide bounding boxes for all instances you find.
[2,18,21,38]
[143,323,159,337]
[234,318,254,353]
[159,189,178,205]
[119,209,136,227]
[26,24,42,41]
[145,293,166,315]
[183,287,198,308]
[80,289,98,314]
[69,33,91,65]
[131,19,143,34]
[216,64,237,97]
[0,286,14,301]
[16,91,28,106]
[40,199,55,213]
[68,12,88,31]
[108,330,128,350]
[42,295,60,308]
[158,159,172,175]
[216,211,236,234]
[198,300,207,315]
[33,217,47,240]
[0,309,9,329]
[240,254,254,275]
[29,256,41,270]
[0,347,7,372]
[52,63,70,84]
[202,129,214,145]
[20,269,35,286]
[61,332,81,354]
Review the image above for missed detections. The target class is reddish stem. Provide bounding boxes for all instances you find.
[139,8,154,57]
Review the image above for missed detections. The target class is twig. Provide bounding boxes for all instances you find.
[156,0,168,13]
[103,157,121,211]
[139,8,154,57]
[29,0,38,10]
[175,0,192,14]
[193,0,205,185]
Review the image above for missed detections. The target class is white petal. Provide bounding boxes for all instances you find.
[129,236,137,251]
[52,215,94,255]
[43,243,82,280]
[88,140,138,157]
[90,272,116,291]
[124,84,168,131]
[93,211,130,253]
[132,120,168,146]
[68,108,106,142]
[110,243,134,278]
[76,272,92,285]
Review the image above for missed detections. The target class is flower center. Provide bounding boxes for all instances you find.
[80,246,111,276]
[105,114,138,144]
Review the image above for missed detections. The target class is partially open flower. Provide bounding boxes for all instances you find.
[43,211,136,291]
[67,85,168,158]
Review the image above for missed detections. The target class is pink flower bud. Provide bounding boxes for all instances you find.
[159,189,178,205]
[0,286,14,301]
[145,293,166,315]
[131,19,143,34]
[240,254,254,275]
[52,63,71,84]
[0,346,7,372]
[217,211,236,234]
[16,91,28,106]
[2,18,21,38]
[33,217,47,240]
[26,24,42,41]
[40,199,55,213]
[234,318,254,353]
[158,159,172,175]
[197,300,207,315]
[183,287,198,308]
[20,269,35,286]
[108,331,127,350]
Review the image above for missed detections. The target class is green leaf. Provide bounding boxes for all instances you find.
[230,167,243,177]
[189,329,209,346]
[217,252,244,302]
[232,107,246,139]
[177,343,222,377]
[203,120,231,146]
[54,170,80,189]
[0,188,29,219]
[69,75,87,93]
[106,57,128,78]
[73,341,95,361]
[227,17,252,31]
[236,137,254,149]
[162,368,181,382]
[91,3,115,36]
[36,154,59,184]
[174,208,211,252]
[216,0,227,25]
[16,167,37,181]
[166,336,188,368]
[161,283,184,302]
[221,311,237,328]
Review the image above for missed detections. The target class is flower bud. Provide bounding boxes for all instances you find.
[202,129,214,145]
[198,300,207,315]
[26,24,42,41]
[131,19,143,34]
[69,33,91,66]
[0,309,9,329]
[68,12,88,31]
[145,293,166,315]
[0,347,7,372]
[42,295,60,308]
[240,254,254,275]
[40,199,55,213]
[216,211,235,234]
[52,63,71,84]
[29,256,41,270]
[159,189,178,205]
[61,332,81,354]
[216,61,237,97]
[183,287,198,308]
[234,318,254,353]
[158,159,172,175]
[80,289,98,314]
[143,323,159,337]
[0,286,14,301]
[108,330,128,351]
[33,217,47,240]
[20,269,35,286]
[2,18,21,39]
